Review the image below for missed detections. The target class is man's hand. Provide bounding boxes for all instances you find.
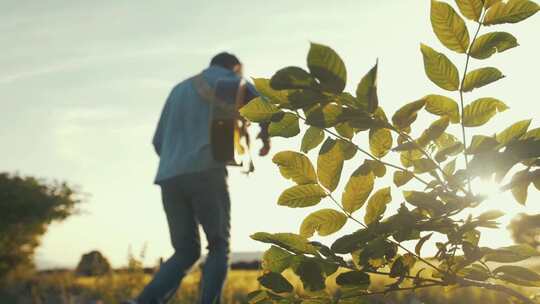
[257,122,271,157]
[259,139,271,156]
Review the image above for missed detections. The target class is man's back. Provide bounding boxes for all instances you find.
[152,65,241,183]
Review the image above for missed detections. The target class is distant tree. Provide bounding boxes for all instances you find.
[509,213,540,251]
[0,173,81,280]
[75,250,112,276]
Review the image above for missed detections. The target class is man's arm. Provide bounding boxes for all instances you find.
[152,92,172,156]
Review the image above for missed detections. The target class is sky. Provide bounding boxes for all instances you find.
[1,0,539,269]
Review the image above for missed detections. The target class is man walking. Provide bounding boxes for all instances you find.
[129,53,269,304]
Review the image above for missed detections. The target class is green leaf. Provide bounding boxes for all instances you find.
[269,113,300,138]
[484,244,540,263]
[413,158,438,173]
[258,272,294,293]
[420,44,460,91]
[443,158,457,175]
[369,128,392,158]
[356,61,379,113]
[270,66,318,90]
[301,126,325,153]
[477,210,505,221]
[393,171,414,187]
[462,98,508,127]
[400,150,423,168]
[392,99,426,131]
[335,122,355,139]
[431,0,470,53]
[273,151,318,184]
[417,116,450,146]
[307,43,347,94]
[458,264,491,281]
[423,94,460,123]
[510,169,531,205]
[493,265,540,287]
[415,233,433,256]
[496,119,531,146]
[364,187,392,225]
[287,90,328,110]
[338,139,357,160]
[335,271,370,288]
[470,32,519,59]
[523,127,540,140]
[253,78,290,106]
[292,258,326,291]
[305,103,344,128]
[278,184,327,208]
[240,97,281,122]
[342,168,375,213]
[484,0,502,8]
[300,209,348,238]
[435,142,464,162]
[251,232,319,255]
[455,0,484,21]
[364,159,387,178]
[262,246,293,273]
[403,191,445,216]
[466,135,500,154]
[332,228,378,254]
[317,138,344,192]
[483,0,540,26]
[462,67,505,92]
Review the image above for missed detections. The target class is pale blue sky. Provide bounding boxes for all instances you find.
[1,0,538,268]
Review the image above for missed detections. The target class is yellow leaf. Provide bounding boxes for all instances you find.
[317,138,344,192]
[496,119,531,146]
[462,67,505,92]
[300,209,347,237]
[278,184,327,208]
[423,94,460,123]
[393,171,414,187]
[342,169,375,213]
[369,128,392,158]
[462,98,508,127]
[420,44,460,91]
[392,99,426,131]
[431,0,470,53]
[456,0,484,21]
[301,126,325,153]
[484,0,540,26]
[269,113,300,137]
[470,32,519,59]
[364,187,392,225]
[272,151,318,184]
[239,97,280,122]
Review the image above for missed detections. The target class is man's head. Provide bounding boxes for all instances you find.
[210,52,242,76]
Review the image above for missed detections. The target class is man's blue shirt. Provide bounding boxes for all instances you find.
[152,66,244,184]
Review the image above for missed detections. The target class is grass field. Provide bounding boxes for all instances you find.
[3,265,539,304]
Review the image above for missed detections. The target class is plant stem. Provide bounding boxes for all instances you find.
[457,277,535,304]
[339,282,443,299]
[459,14,485,193]
[295,113,432,187]
[324,190,445,275]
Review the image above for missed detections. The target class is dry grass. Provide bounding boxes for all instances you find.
[2,266,540,304]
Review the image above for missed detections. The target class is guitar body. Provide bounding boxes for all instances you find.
[210,78,259,164]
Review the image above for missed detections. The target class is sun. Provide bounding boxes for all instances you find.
[473,178,503,199]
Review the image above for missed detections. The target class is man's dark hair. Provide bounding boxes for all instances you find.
[210,52,241,70]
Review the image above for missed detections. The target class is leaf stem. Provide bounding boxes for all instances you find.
[324,190,445,275]
[459,13,485,193]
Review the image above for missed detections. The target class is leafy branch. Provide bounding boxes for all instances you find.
[240,0,540,303]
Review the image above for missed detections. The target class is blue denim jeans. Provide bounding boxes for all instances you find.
[137,168,231,304]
